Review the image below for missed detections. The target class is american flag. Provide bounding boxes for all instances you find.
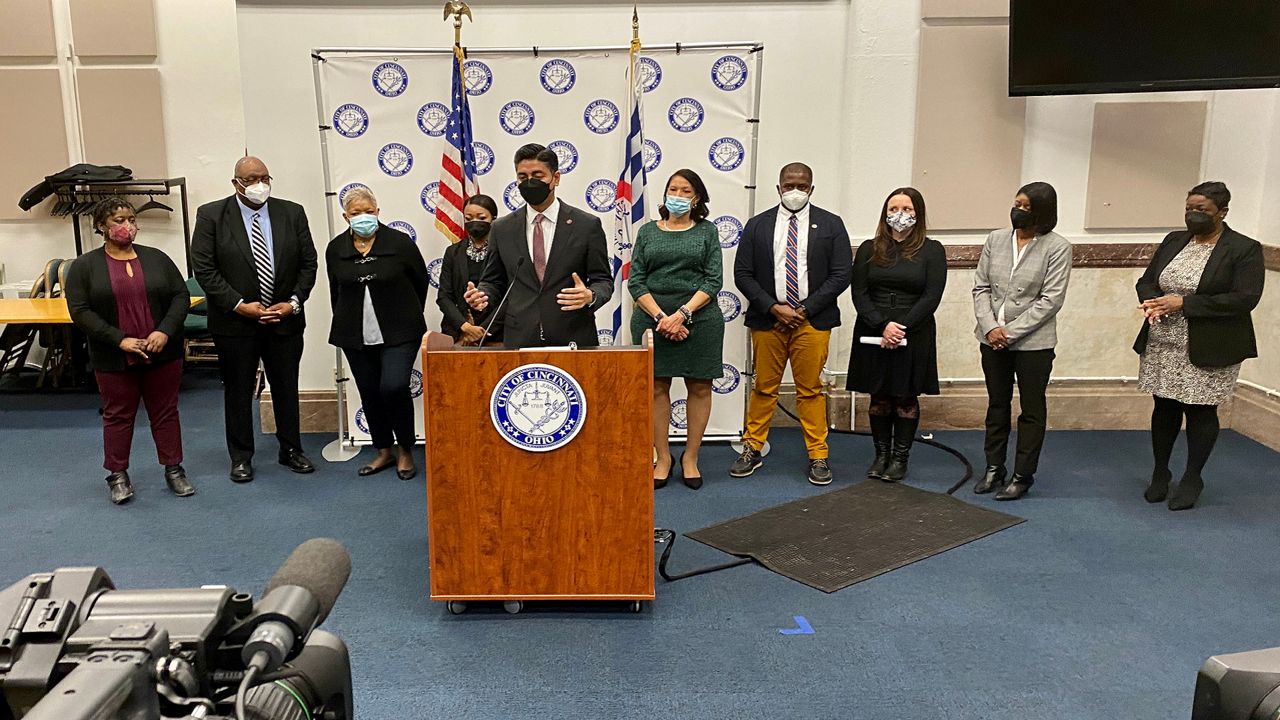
[610,35,649,344]
[435,49,480,244]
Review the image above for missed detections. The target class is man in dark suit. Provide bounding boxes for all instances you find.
[729,162,852,485]
[463,143,612,347]
[191,156,318,482]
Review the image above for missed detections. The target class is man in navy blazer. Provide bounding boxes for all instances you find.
[730,163,852,485]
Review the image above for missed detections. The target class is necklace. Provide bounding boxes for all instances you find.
[465,241,489,262]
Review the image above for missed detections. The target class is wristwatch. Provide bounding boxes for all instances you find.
[289,298,302,316]
[654,311,667,322]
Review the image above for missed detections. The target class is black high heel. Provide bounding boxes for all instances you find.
[680,451,702,490]
[654,453,675,489]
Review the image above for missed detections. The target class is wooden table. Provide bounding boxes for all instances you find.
[0,297,205,325]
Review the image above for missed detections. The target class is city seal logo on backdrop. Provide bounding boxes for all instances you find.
[490,363,587,452]
[713,364,741,395]
[585,179,617,213]
[409,369,424,399]
[712,55,749,91]
[463,60,493,96]
[597,328,615,347]
[420,182,442,215]
[417,102,449,137]
[333,104,368,139]
[540,59,577,95]
[388,220,416,243]
[503,182,526,212]
[547,140,578,174]
[354,406,370,435]
[372,62,409,97]
[718,290,742,322]
[669,399,688,430]
[708,137,745,172]
[473,141,495,175]
[668,97,705,133]
[643,139,662,173]
[378,143,413,177]
[427,258,443,289]
[714,215,743,248]
[638,57,663,93]
[584,99,620,135]
[499,101,535,136]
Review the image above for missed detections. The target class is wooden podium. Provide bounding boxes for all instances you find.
[421,332,655,612]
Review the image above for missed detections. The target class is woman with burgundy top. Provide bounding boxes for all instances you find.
[65,197,192,504]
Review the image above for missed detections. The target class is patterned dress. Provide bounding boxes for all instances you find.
[1138,241,1240,405]
[627,221,724,379]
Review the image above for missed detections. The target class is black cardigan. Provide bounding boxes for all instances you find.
[1132,225,1265,368]
[326,224,430,349]
[65,245,190,372]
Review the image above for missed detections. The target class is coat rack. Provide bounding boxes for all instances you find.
[48,177,192,275]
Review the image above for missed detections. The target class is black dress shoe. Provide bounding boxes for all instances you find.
[358,460,394,477]
[164,464,195,497]
[1167,472,1203,511]
[396,466,417,481]
[974,465,1007,494]
[1145,468,1171,503]
[995,474,1033,501]
[106,471,134,505]
[278,450,315,474]
[654,455,675,489]
[230,461,254,484]
[680,452,702,490]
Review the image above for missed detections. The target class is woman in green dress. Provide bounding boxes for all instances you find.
[629,169,724,490]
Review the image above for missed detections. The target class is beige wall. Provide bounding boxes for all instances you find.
[1241,269,1280,390]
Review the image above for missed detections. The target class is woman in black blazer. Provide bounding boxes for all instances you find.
[1133,181,1265,511]
[65,197,193,505]
[437,194,503,346]
[326,187,430,480]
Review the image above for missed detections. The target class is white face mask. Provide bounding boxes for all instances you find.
[780,189,810,212]
[886,210,917,234]
[240,181,271,205]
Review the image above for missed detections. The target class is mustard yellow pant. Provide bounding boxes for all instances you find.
[743,322,831,459]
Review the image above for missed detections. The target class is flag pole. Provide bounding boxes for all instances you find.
[444,0,472,58]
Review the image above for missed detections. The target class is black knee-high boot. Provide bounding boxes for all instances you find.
[867,415,894,479]
[1148,396,1183,503]
[1170,404,1219,511]
[882,416,919,483]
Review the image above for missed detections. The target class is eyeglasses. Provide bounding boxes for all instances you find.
[235,175,272,185]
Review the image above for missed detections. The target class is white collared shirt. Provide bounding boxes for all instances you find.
[772,204,811,305]
[525,198,561,266]
[997,229,1035,325]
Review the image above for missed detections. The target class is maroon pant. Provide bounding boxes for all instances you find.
[95,358,184,472]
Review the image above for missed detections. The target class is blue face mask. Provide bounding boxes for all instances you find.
[349,214,379,237]
[664,195,693,217]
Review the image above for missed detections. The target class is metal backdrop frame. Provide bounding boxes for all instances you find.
[312,42,765,460]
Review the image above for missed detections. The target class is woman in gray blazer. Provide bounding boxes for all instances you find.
[971,182,1072,501]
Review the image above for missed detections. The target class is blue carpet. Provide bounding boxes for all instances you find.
[2,371,1279,719]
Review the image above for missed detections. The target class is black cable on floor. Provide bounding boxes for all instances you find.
[654,400,976,582]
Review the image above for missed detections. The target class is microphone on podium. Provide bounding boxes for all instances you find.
[476,256,523,345]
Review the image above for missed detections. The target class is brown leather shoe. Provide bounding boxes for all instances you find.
[164,464,195,497]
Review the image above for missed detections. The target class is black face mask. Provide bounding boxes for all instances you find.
[517,178,552,206]
[464,220,491,240]
[1185,210,1216,235]
[1011,207,1035,230]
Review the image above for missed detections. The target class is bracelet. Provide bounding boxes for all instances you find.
[678,306,693,322]
[654,311,667,322]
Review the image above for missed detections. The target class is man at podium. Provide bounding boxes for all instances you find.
[463,143,613,347]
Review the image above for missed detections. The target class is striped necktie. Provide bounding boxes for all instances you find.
[785,213,800,307]
[250,212,275,304]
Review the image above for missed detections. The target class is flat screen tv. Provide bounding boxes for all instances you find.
[1009,1,1280,96]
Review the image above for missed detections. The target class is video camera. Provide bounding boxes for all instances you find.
[0,538,353,720]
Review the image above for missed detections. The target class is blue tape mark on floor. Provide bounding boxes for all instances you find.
[779,615,814,635]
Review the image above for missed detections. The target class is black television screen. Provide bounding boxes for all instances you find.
[1009,1,1280,96]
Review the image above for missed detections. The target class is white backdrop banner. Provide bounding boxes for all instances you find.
[315,45,761,445]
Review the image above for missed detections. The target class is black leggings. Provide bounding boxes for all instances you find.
[1151,395,1220,478]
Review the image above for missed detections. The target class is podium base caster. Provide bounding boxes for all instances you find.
[447,601,468,615]
[503,600,524,614]
[629,601,643,613]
